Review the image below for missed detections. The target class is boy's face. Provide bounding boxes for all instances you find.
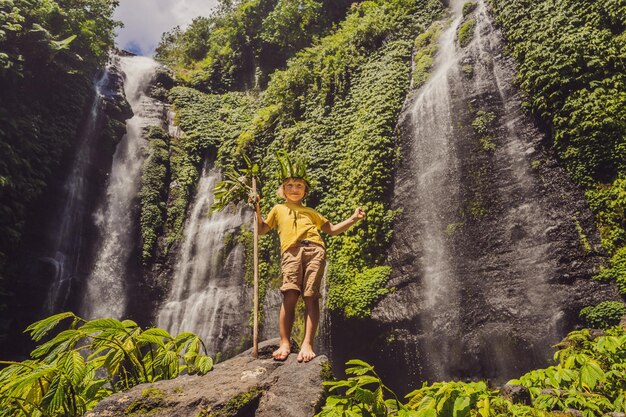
[283,178,307,203]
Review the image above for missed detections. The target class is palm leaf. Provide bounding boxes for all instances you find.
[210,155,259,214]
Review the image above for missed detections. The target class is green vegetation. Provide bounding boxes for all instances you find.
[586,180,626,292]
[196,388,263,417]
[579,301,626,329]
[457,17,476,48]
[218,388,263,417]
[154,0,354,92]
[462,2,477,17]
[487,0,626,289]
[240,0,444,318]
[168,0,444,318]
[0,0,120,304]
[471,110,497,151]
[412,21,443,89]
[164,88,257,247]
[573,217,592,254]
[0,312,212,417]
[461,63,474,78]
[140,126,171,263]
[318,327,626,416]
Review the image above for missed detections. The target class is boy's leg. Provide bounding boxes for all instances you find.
[298,246,326,363]
[273,289,299,360]
[298,296,319,363]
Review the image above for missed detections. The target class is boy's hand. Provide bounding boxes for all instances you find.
[248,193,260,206]
[352,207,365,222]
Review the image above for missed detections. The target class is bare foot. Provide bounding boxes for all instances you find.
[297,343,316,363]
[272,344,290,361]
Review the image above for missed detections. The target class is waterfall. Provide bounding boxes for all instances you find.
[382,0,566,382]
[398,8,465,380]
[157,165,250,357]
[80,56,164,320]
[328,0,616,392]
[43,70,110,314]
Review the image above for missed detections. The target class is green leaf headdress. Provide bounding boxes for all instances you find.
[276,150,310,187]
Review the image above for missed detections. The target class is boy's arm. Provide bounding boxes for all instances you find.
[254,200,271,235]
[321,207,365,236]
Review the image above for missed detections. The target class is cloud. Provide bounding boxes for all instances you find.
[113,0,219,56]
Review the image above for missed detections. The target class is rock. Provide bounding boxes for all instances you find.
[85,339,328,417]
[500,384,531,405]
[606,413,626,417]
[563,409,584,417]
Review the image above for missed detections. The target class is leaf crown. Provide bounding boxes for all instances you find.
[276,150,310,186]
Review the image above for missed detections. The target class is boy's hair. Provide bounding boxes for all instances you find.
[276,178,310,199]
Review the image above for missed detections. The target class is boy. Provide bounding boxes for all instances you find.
[254,166,365,362]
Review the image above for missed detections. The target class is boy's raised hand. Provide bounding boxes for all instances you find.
[352,207,365,222]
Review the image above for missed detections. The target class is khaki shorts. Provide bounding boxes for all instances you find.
[280,244,326,299]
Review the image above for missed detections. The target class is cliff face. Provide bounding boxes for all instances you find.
[325,1,620,393]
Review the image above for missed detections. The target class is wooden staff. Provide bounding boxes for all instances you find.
[252,177,259,358]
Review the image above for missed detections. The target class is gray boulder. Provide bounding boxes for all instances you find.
[500,384,531,405]
[85,339,329,417]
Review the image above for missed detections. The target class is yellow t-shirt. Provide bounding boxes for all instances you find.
[265,203,328,253]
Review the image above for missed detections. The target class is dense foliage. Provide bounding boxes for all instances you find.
[318,327,626,417]
[164,88,257,247]
[236,0,445,318]
[579,301,626,329]
[0,312,212,417]
[140,126,170,263]
[0,0,119,305]
[154,0,354,93]
[486,0,626,292]
[166,0,444,318]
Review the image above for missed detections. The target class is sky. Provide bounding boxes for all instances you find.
[113,0,219,56]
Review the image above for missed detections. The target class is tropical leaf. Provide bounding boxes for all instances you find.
[31,329,82,360]
[194,355,213,374]
[50,34,77,51]
[80,318,126,333]
[579,359,605,391]
[143,327,173,339]
[121,319,139,328]
[137,332,167,347]
[25,312,77,342]
[40,374,66,413]
[209,155,259,214]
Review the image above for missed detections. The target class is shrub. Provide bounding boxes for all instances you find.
[457,17,476,47]
[580,301,626,329]
[0,312,213,417]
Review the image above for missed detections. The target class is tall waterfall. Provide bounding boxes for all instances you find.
[80,56,164,320]
[157,165,250,356]
[328,0,616,392]
[43,70,111,314]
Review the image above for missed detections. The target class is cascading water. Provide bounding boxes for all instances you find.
[43,70,111,314]
[157,165,250,356]
[329,0,617,392]
[80,56,165,320]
